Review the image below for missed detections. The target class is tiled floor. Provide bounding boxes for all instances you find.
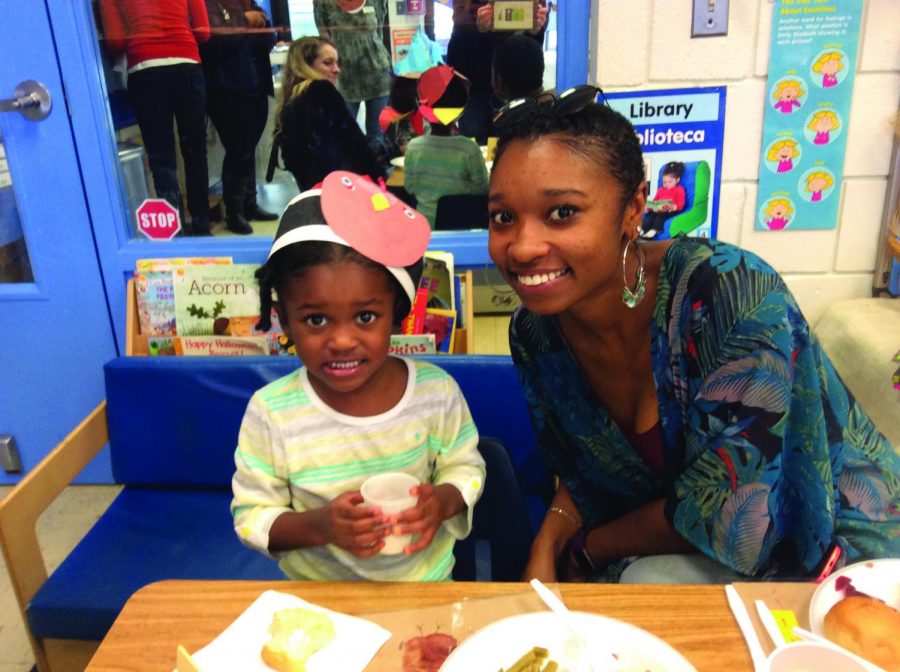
[0,485,121,671]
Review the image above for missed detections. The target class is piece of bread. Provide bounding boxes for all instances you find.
[823,595,900,672]
[261,607,336,672]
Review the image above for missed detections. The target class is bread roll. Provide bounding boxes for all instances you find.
[261,608,336,672]
[823,595,900,672]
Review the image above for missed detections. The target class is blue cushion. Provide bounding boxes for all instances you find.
[104,356,551,526]
[28,488,283,641]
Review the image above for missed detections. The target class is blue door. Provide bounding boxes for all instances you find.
[0,3,118,484]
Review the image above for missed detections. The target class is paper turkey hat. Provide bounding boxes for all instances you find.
[417,64,469,126]
[267,171,431,303]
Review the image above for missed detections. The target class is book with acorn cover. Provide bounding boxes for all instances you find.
[172,264,264,336]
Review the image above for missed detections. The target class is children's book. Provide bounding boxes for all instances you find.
[147,336,176,356]
[389,333,436,355]
[401,287,429,335]
[135,257,232,272]
[423,308,457,353]
[135,271,178,336]
[646,199,674,213]
[421,252,455,312]
[174,336,270,356]
[172,264,263,336]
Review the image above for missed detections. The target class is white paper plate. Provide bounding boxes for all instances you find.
[390,156,405,168]
[808,558,900,635]
[438,611,696,672]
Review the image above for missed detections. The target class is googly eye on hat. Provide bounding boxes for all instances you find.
[417,64,469,126]
[268,171,431,303]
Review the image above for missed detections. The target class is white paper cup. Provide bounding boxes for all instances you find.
[765,642,871,672]
[360,472,420,554]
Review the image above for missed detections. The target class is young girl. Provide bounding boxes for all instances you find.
[231,171,485,581]
[641,161,685,240]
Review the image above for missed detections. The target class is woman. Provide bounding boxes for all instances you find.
[274,36,383,191]
[201,0,276,234]
[486,89,900,583]
[313,0,392,153]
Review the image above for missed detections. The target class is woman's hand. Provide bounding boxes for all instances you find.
[522,544,558,583]
[326,491,386,558]
[394,483,465,554]
[243,9,267,28]
[528,3,549,35]
[475,3,494,32]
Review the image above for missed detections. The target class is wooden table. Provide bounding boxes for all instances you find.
[86,579,816,671]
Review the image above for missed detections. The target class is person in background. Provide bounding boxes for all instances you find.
[486,86,900,584]
[403,65,489,228]
[491,33,545,103]
[314,0,393,154]
[641,160,685,240]
[378,73,426,160]
[446,0,547,144]
[272,36,384,191]
[98,0,212,236]
[232,171,485,580]
[201,0,277,235]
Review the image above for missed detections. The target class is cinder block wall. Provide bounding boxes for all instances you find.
[594,0,900,323]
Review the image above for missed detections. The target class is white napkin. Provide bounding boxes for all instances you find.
[189,590,391,672]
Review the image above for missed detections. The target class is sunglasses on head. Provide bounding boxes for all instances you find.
[492,84,609,129]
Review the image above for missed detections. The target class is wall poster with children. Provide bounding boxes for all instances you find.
[754,0,862,232]
[605,86,726,241]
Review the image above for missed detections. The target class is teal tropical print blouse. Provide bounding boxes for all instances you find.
[510,237,900,579]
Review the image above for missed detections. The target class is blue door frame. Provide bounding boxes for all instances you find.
[47,0,589,355]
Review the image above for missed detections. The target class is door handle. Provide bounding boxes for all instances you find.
[0,80,52,121]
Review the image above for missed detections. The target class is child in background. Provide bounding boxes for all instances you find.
[641,161,686,240]
[403,65,489,228]
[231,171,485,581]
[378,73,425,160]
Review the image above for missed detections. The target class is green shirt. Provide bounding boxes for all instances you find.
[404,134,490,227]
[314,0,392,103]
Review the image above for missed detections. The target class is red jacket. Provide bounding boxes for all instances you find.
[99,0,210,70]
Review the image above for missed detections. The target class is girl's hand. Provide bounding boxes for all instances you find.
[392,483,463,555]
[327,491,386,558]
[530,3,549,33]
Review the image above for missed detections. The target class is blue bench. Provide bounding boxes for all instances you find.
[0,354,549,671]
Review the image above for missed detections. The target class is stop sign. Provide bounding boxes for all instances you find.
[136,198,181,240]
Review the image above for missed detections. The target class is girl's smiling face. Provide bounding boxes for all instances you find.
[487,136,645,317]
[814,115,835,132]
[276,260,399,415]
[821,58,840,75]
[771,203,787,218]
[780,85,799,101]
[779,145,793,160]
[808,176,828,193]
[311,44,341,84]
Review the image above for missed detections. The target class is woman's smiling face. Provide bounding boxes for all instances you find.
[487,136,645,316]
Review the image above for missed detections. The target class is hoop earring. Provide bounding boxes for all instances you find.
[621,238,646,309]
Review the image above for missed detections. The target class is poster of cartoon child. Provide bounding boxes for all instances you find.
[811,50,847,89]
[771,78,806,115]
[759,197,794,231]
[799,168,835,203]
[805,109,841,146]
[754,0,862,231]
[765,138,801,174]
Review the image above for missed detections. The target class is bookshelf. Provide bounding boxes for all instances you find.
[125,270,475,356]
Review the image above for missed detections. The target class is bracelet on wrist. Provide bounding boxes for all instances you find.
[548,506,580,530]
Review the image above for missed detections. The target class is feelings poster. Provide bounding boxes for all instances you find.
[755,0,862,231]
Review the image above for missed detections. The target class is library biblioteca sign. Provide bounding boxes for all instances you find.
[606,86,726,241]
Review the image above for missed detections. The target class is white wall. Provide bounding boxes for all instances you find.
[593,0,900,323]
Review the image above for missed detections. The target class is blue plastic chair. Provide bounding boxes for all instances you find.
[452,437,534,581]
